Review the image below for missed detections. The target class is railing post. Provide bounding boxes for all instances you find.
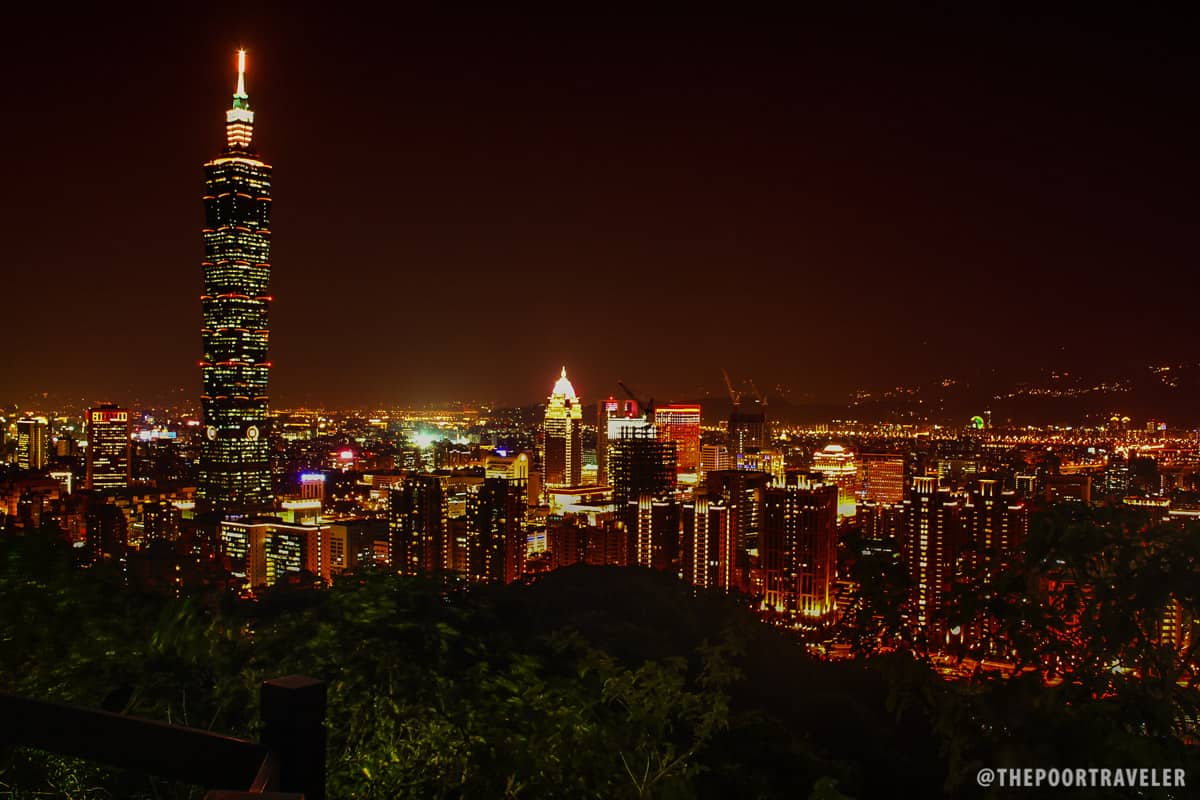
[260,675,326,800]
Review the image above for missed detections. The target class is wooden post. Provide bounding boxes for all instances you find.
[260,675,326,800]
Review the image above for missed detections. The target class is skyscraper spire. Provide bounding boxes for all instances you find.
[225,49,255,149]
[233,49,249,107]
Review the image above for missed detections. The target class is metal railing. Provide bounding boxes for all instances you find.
[0,675,325,800]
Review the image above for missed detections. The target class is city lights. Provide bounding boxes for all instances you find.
[2,23,1197,799]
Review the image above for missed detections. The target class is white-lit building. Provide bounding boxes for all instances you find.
[543,367,583,489]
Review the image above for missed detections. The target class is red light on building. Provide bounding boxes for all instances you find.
[654,404,702,475]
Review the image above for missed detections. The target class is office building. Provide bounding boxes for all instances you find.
[596,396,620,486]
[86,501,128,563]
[219,518,327,587]
[700,443,731,476]
[681,492,728,589]
[760,474,838,621]
[467,477,527,584]
[86,405,131,490]
[737,448,785,486]
[543,367,583,489]
[16,417,49,471]
[728,402,767,456]
[655,404,702,478]
[900,476,959,634]
[197,51,274,514]
[706,469,771,593]
[858,453,905,505]
[388,475,449,575]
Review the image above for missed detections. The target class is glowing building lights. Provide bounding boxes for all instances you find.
[86,405,131,490]
[811,443,859,518]
[654,404,702,477]
[16,417,49,471]
[543,367,583,489]
[197,50,274,514]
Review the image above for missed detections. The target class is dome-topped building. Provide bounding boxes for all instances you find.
[811,443,859,518]
[551,367,578,402]
[543,367,583,489]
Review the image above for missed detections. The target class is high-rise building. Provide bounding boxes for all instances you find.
[760,474,838,621]
[681,492,728,589]
[299,472,326,501]
[654,404,701,478]
[1014,474,1039,498]
[197,50,274,515]
[728,400,767,456]
[857,500,904,555]
[220,518,326,587]
[900,476,959,635]
[811,443,858,517]
[486,451,539,506]
[388,475,449,575]
[1101,455,1130,496]
[16,417,49,471]
[485,451,531,482]
[706,469,771,593]
[547,513,628,570]
[700,443,730,476]
[858,453,905,505]
[608,426,677,569]
[141,499,182,543]
[596,396,620,486]
[737,448,785,486]
[610,427,675,512]
[543,367,583,489]
[467,477,527,584]
[936,457,979,489]
[954,480,1029,651]
[959,479,1027,571]
[86,501,128,563]
[602,403,651,482]
[630,496,680,571]
[86,405,131,490]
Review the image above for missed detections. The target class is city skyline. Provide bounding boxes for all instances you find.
[1,10,1197,796]
[2,7,1196,409]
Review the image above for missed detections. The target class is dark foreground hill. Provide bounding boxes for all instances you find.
[496,565,945,798]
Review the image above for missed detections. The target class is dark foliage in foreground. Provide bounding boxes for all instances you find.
[0,532,935,798]
[3,505,1198,798]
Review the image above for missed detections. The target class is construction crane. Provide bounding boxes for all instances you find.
[747,378,767,408]
[617,380,654,418]
[721,368,741,407]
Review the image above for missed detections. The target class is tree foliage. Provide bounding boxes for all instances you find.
[1,536,903,798]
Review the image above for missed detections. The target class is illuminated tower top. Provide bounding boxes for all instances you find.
[546,367,582,423]
[225,49,255,150]
[550,366,578,403]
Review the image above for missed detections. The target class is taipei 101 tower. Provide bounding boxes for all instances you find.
[197,51,274,514]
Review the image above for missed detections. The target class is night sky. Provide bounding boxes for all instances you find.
[4,7,1195,409]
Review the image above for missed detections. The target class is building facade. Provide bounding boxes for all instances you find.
[388,474,449,575]
[654,404,702,477]
[760,474,838,621]
[86,405,131,490]
[858,453,906,505]
[543,367,583,489]
[16,417,49,471]
[197,51,274,514]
